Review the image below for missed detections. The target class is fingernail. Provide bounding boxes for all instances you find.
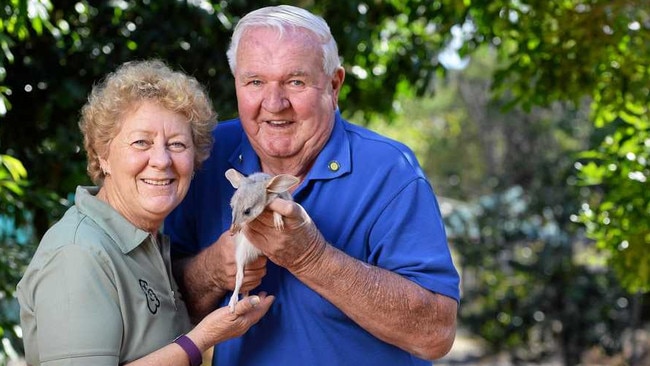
[249,296,260,306]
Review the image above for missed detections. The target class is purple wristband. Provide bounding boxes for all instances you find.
[174,334,202,366]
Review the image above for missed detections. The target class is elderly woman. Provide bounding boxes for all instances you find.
[16,59,273,366]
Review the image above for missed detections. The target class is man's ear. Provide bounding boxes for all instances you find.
[330,66,345,110]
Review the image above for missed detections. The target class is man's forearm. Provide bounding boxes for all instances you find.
[291,243,457,360]
[173,250,227,323]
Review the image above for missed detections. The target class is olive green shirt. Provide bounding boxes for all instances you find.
[17,186,192,365]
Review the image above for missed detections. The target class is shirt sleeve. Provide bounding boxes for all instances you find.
[32,245,123,365]
[368,178,461,302]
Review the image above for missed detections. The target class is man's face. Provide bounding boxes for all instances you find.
[233,26,344,172]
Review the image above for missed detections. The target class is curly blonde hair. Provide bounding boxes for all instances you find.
[79,59,217,185]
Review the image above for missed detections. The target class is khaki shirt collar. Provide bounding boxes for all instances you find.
[74,185,150,254]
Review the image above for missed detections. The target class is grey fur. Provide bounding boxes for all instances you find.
[225,168,299,312]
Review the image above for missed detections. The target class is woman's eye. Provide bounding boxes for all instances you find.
[168,142,188,151]
[132,140,150,149]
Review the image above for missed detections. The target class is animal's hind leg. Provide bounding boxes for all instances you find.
[228,261,245,313]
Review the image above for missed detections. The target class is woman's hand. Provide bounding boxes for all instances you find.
[188,292,275,349]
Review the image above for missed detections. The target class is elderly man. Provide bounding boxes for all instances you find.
[165,5,460,365]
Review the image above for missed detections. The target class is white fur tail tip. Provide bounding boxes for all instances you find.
[228,294,238,313]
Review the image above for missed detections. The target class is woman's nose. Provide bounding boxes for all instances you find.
[149,144,172,169]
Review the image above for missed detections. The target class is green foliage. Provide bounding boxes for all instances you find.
[0,154,32,359]
[466,1,648,110]
[576,67,650,292]
[314,0,469,118]
[462,0,650,294]
[0,0,54,115]
[0,154,26,197]
[449,187,631,364]
[0,0,51,40]
[576,119,650,292]
[570,4,650,294]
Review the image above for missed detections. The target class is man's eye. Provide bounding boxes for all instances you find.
[250,80,262,86]
[289,80,305,87]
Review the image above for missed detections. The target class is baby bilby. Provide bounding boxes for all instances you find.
[225,168,300,312]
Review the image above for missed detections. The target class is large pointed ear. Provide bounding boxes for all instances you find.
[225,168,245,189]
[266,174,300,193]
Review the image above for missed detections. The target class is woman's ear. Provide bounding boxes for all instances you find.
[99,157,111,176]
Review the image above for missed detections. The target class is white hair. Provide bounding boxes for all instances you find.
[226,5,341,76]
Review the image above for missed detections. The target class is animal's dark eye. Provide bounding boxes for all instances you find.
[244,208,252,216]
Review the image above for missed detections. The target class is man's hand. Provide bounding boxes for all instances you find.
[173,231,268,322]
[243,198,326,273]
[204,231,268,293]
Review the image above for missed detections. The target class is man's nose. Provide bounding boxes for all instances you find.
[261,84,290,112]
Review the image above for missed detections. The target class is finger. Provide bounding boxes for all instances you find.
[266,198,296,217]
[233,295,260,316]
[246,256,268,269]
[240,276,263,292]
[242,267,266,286]
[292,202,312,228]
[263,200,310,228]
[233,294,275,317]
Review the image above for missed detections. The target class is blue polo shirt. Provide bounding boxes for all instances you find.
[164,112,460,365]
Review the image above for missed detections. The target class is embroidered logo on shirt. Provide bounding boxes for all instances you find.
[139,279,160,314]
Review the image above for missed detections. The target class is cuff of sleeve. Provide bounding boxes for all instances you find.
[174,334,203,366]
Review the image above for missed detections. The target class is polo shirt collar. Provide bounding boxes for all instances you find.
[227,110,351,182]
[227,130,261,175]
[74,186,150,254]
[307,111,350,181]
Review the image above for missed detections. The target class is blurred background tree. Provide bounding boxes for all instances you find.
[0,0,648,365]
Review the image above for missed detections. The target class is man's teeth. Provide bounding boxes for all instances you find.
[143,179,172,186]
[268,120,290,125]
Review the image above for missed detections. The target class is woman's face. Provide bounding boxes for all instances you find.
[99,101,195,231]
